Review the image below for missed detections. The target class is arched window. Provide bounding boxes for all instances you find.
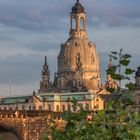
[9,107,13,110]
[39,105,42,110]
[56,105,59,112]
[72,17,77,29]
[68,104,71,111]
[62,105,65,111]
[48,104,51,111]
[22,105,25,110]
[29,106,31,110]
[80,17,84,29]
[33,106,36,110]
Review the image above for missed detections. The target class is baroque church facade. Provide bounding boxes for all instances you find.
[0,0,120,112]
[39,0,101,93]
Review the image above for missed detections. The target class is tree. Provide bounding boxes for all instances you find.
[107,49,135,92]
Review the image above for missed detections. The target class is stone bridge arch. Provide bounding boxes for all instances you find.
[0,120,24,140]
[0,123,21,140]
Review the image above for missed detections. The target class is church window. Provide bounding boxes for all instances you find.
[80,17,84,29]
[56,105,59,112]
[22,105,25,110]
[39,105,42,110]
[68,104,71,111]
[75,42,78,46]
[48,104,51,111]
[29,106,31,110]
[15,106,18,110]
[33,106,36,110]
[45,84,48,88]
[72,17,77,29]
[9,107,13,110]
[62,105,65,111]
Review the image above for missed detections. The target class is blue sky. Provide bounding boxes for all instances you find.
[0,0,140,96]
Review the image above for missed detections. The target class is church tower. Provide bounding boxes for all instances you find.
[39,56,51,93]
[57,0,101,91]
[105,56,118,90]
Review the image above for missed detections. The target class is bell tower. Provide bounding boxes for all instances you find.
[70,0,87,38]
[39,56,51,93]
[105,56,118,90]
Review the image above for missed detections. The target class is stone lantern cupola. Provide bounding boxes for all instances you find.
[70,0,87,38]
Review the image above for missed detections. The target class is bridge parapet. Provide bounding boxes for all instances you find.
[0,110,62,140]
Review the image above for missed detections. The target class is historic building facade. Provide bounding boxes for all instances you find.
[38,0,101,93]
[0,0,106,113]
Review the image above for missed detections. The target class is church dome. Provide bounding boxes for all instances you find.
[57,0,100,91]
[72,0,85,13]
[58,38,100,73]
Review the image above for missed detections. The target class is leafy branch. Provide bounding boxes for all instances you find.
[107,49,135,91]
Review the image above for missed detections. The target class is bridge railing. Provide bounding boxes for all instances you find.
[0,110,62,118]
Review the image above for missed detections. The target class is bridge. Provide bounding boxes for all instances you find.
[0,110,62,140]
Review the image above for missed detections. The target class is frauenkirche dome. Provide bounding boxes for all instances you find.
[57,0,101,92]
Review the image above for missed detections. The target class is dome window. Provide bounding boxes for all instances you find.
[80,17,84,30]
[72,17,77,30]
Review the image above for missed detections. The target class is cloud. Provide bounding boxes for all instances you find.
[0,0,139,31]
[0,0,71,31]
[85,0,140,27]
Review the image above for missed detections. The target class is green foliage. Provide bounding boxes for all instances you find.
[41,133,49,140]
[125,83,135,90]
[120,59,130,66]
[125,68,135,75]
[108,49,135,91]
[43,97,140,140]
[107,66,117,75]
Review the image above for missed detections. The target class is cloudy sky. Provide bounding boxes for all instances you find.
[0,0,140,96]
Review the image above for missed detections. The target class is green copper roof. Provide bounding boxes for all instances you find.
[0,96,30,105]
[0,91,99,105]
